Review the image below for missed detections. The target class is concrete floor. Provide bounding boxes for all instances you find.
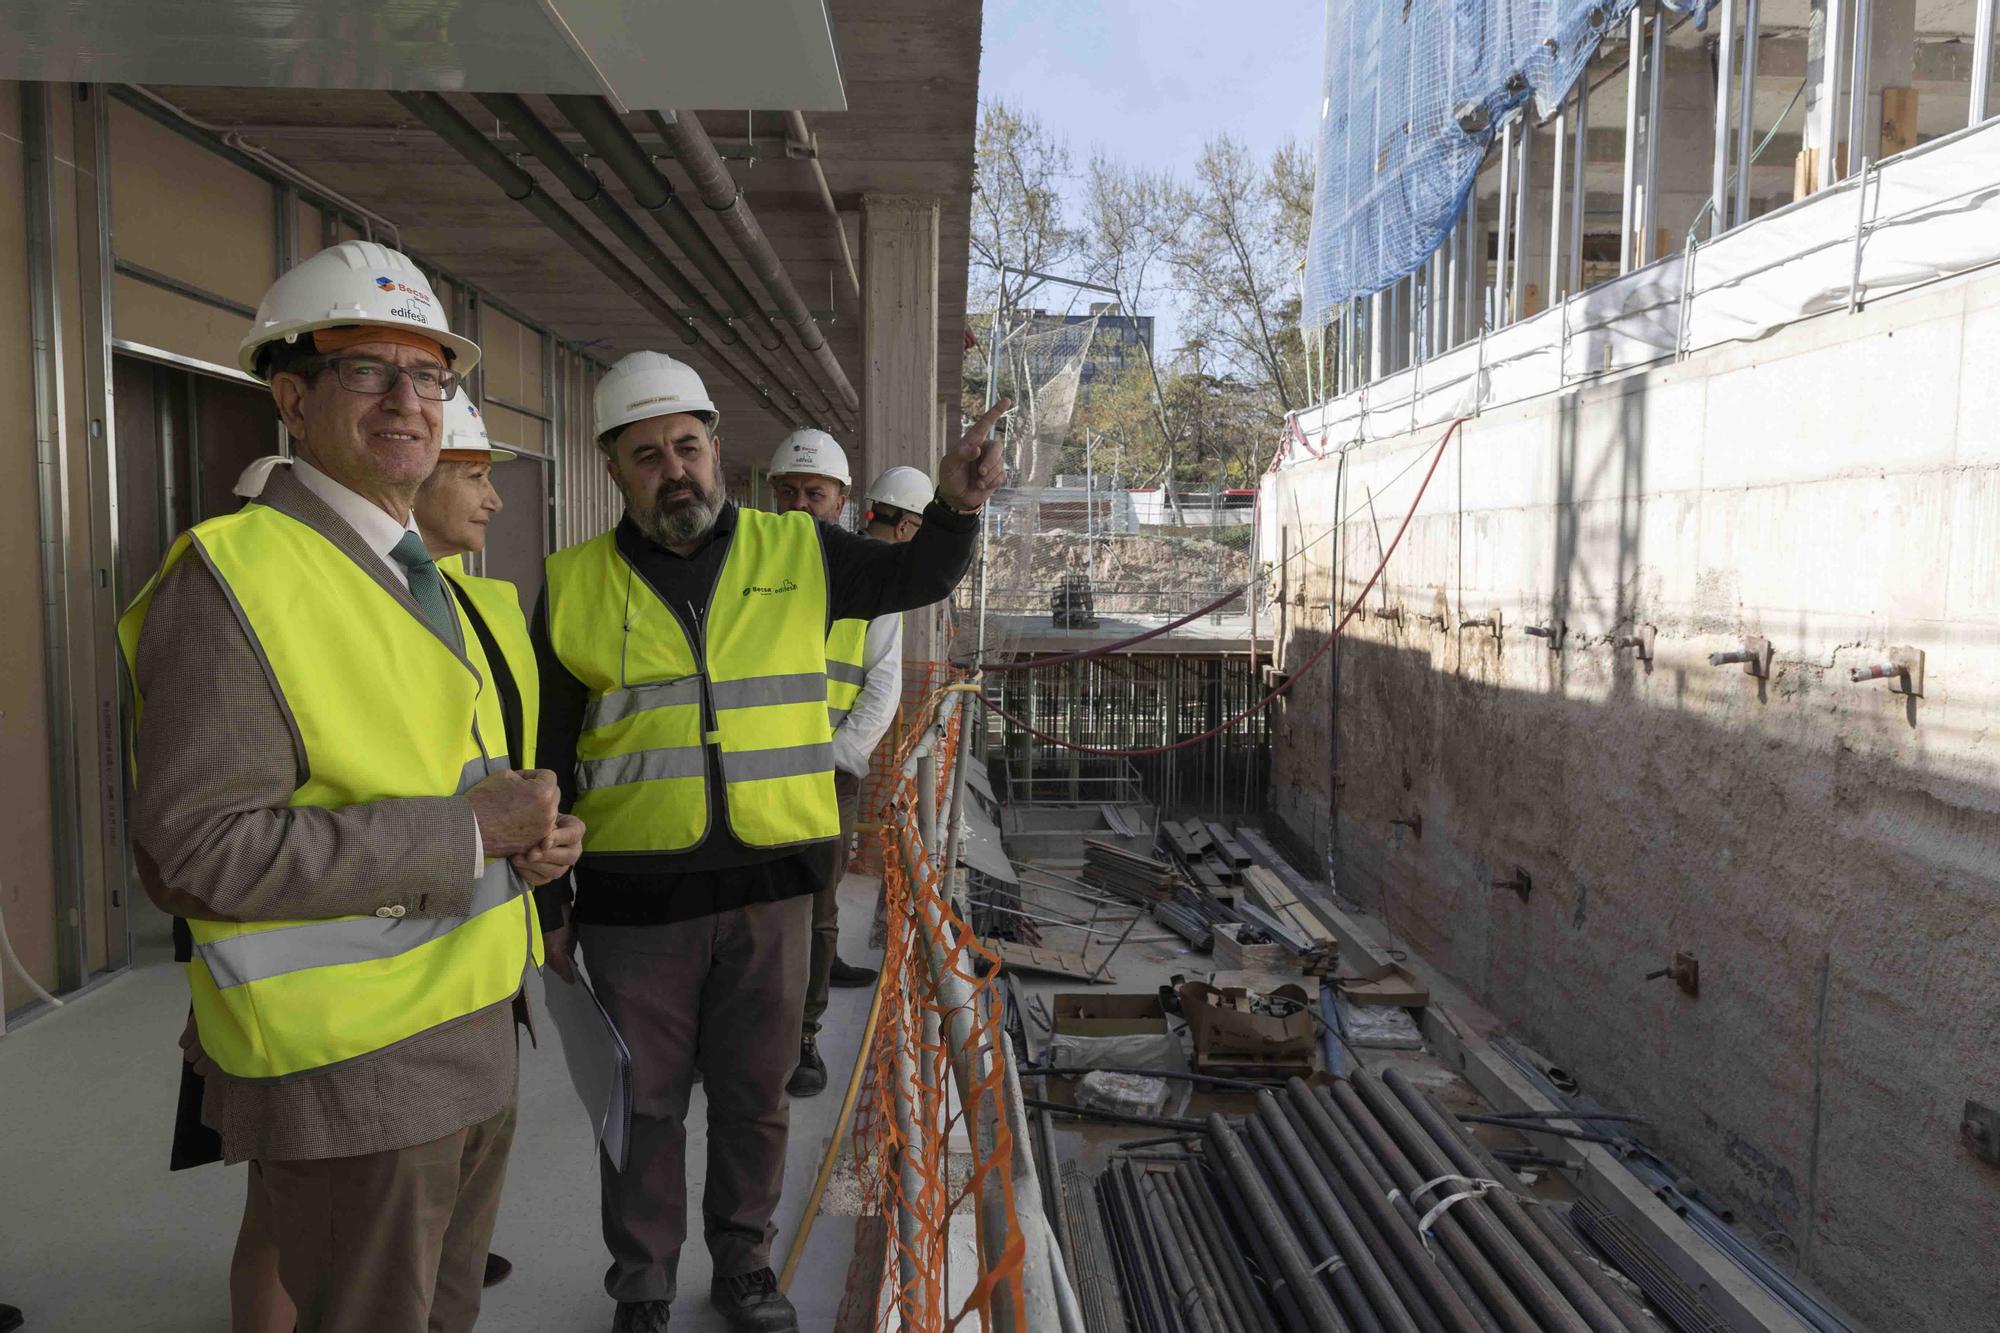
[0,873,885,1333]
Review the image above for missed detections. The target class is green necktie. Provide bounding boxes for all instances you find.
[390,530,454,638]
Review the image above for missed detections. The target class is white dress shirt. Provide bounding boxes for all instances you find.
[831,613,905,778]
[291,457,486,873]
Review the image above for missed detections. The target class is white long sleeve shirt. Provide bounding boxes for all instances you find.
[830,613,904,778]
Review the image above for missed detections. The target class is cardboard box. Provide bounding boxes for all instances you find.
[1051,992,1168,1039]
[1178,980,1316,1075]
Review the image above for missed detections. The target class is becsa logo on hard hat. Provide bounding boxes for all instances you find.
[374,276,434,306]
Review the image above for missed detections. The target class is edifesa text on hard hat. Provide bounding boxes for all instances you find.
[237,240,480,380]
[768,429,851,487]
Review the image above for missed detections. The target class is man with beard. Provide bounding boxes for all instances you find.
[531,351,1009,1333]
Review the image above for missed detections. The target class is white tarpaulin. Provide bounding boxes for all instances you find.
[1288,118,2000,458]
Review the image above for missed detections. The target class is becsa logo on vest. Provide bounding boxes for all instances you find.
[742,578,799,597]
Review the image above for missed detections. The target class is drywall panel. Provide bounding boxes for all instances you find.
[479,305,543,414]
[114,275,244,375]
[482,401,544,459]
[109,99,273,307]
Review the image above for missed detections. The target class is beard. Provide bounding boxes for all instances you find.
[628,475,724,548]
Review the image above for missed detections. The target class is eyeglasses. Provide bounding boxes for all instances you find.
[315,356,463,402]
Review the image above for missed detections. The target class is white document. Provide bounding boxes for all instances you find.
[538,965,634,1170]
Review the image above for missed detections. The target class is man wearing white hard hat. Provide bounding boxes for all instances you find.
[764,440,937,1101]
[120,241,578,1333]
[535,350,1009,1333]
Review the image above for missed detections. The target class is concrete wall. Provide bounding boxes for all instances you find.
[1267,266,2000,1332]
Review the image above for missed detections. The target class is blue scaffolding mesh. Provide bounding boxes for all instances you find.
[1300,0,1711,329]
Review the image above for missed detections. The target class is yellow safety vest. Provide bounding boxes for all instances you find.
[826,617,869,730]
[544,508,839,855]
[118,510,540,1082]
[440,556,541,769]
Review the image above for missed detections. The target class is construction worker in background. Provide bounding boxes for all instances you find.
[120,240,580,1333]
[210,394,558,1327]
[534,350,1009,1333]
[766,440,934,1100]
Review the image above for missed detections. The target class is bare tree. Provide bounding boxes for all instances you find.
[1174,134,1311,426]
[969,101,1082,322]
[1081,156,1193,510]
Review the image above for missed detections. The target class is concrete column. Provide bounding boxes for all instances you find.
[862,193,941,662]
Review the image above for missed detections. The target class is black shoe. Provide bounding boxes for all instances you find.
[483,1252,512,1288]
[0,1304,21,1333]
[786,1038,828,1098]
[710,1268,798,1332]
[828,955,879,988]
[610,1299,671,1333]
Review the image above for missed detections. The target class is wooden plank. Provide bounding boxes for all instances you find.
[982,938,1111,983]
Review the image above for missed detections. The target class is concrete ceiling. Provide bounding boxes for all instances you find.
[0,0,846,111]
[127,0,978,474]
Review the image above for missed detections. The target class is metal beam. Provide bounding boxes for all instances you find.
[1622,9,1644,271]
[24,83,86,996]
[1974,0,1996,124]
[1736,0,1764,222]
[72,83,131,976]
[1496,119,1515,324]
[1713,0,1737,236]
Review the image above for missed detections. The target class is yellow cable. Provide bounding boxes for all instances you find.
[778,956,890,1292]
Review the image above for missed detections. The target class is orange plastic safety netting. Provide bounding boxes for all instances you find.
[836,667,1027,1330]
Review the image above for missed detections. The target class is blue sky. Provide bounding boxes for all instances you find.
[978,0,1326,354]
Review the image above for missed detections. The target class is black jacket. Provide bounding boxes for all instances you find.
[532,499,977,927]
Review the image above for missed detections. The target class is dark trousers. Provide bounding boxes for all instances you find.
[256,1102,517,1333]
[802,771,865,1040]
[580,894,813,1301]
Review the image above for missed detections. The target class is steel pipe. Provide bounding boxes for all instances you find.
[1300,1083,1501,1333]
[1352,1073,1593,1333]
[1209,1116,1352,1333]
[1178,1163,1283,1333]
[1143,1165,1227,1332]
[1383,1070,1637,1333]
[390,92,803,428]
[1213,1151,1315,1333]
[1273,1085,1468,1333]
[1735,0,1763,222]
[1245,1113,1380,1333]
[1255,1092,1425,1333]
[551,97,848,430]
[1326,1081,1542,1333]
[785,110,862,302]
[1161,1166,1254,1333]
[474,94,831,428]
[648,109,861,415]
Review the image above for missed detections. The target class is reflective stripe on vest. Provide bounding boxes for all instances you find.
[118,511,538,1081]
[544,509,840,854]
[826,617,869,730]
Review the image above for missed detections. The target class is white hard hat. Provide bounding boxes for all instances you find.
[866,465,935,514]
[767,429,851,487]
[441,396,516,462]
[594,351,716,441]
[233,455,292,499]
[237,240,479,380]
